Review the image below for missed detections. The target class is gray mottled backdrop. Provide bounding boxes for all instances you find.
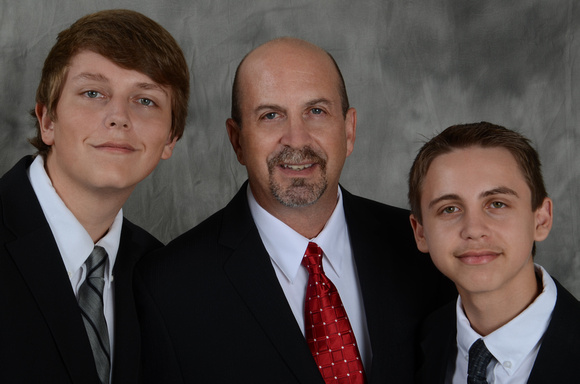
[1,0,579,296]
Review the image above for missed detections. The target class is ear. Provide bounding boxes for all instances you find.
[410,214,430,253]
[533,197,553,242]
[226,118,245,165]
[345,107,357,158]
[35,103,55,146]
[161,135,178,160]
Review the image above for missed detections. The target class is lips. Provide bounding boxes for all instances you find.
[280,163,314,171]
[268,146,326,174]
[94,142,136,152]
[456,249,501,265]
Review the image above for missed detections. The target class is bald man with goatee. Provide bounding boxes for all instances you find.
[134,37,454,384]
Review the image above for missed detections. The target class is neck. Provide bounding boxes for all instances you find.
[45,163,131,243]
[460,265,542,336]
[61,191,127,243]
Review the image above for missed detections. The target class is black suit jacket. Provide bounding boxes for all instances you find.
[416,280,580,383]
[135,182,454,383]
[0,156,162,384]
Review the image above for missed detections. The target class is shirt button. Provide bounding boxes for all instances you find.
[503,361,512,369]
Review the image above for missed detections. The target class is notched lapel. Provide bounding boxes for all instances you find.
[6,226,99,383]
[1,156,99,383]
[219,184,324,383]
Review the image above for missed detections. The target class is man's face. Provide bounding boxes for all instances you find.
[410,146,552,299]
[227,42,355,215]
[38,50,176,197]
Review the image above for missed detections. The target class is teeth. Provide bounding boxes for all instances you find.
[282,164,313,171]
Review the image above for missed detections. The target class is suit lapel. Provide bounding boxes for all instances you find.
[110,221,143,383]
[528,281,580,384]
[416,303,456,384]
[341,188,400,379]
[2,156,99,383]
[220,184,324,384]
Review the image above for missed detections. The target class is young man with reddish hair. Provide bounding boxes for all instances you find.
[0,9,189,384]
[409,122,580,383]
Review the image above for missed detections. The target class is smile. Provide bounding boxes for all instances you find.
[94,142,136,152]
[281,163,314,171]
[456,250,501,265]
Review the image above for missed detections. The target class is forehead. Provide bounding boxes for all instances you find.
[66,51,159,85]
[422,146,528,198]
[238,43,341,105]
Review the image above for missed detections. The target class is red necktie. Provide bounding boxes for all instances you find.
[302,242,366,384]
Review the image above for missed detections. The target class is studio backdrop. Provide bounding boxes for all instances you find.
[1,0,579,296]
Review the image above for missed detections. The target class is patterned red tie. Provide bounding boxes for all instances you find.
[302,242,366,384]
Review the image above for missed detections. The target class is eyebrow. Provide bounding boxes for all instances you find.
[305,98,333,107]
[427,186,519,209]
[73,72,109,83]
[254,104,283,115]
[480,186,519,199]
[427,194,461,210]
[72,72,168,96]
[253,98,334,115]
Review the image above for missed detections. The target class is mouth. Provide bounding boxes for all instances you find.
[280,163,315,171]
[94,142,136,153]
[269,146,326,175]
[456,250,501,265]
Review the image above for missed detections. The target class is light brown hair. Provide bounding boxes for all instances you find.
[30,9,190,156]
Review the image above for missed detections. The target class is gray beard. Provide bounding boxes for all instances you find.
[267,146,328,207]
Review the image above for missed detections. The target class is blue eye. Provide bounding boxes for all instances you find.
[264,112,277,120]
[85,90,100,98]
[311,108,323,114]
[139,98,155,107]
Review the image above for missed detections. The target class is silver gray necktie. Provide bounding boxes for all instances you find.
[78,246,110,384]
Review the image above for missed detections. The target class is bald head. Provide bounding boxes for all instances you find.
[230,37,349,125]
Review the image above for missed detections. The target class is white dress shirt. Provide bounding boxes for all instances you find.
[247,186,372,371]
[448,265,557,384]
[28,155,122,365]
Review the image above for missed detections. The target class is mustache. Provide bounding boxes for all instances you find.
[267,146,326,170]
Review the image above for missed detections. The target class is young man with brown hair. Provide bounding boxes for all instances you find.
[409,122,580,383]
[0,9,189,384]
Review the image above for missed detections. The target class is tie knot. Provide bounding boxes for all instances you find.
[301,242,323,274]
[85,246,108,279]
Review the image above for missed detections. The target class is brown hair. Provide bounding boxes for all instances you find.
[408,122,547,224]
[229,38,349,126]
[30,9,190,156]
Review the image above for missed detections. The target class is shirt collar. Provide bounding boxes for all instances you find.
[456,264,557,376]
[247,185,350,284]
[27,155,122,279]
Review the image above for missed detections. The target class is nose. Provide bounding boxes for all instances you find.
[279,115,312,148]
[105,99,131,130]
[460,210,490,240]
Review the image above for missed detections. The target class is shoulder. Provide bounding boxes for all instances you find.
[0,156,34,189]
[549,279,580,328]
[528,279,580,382]
[135,202,230,276]
[421,300,457,338]
[121,218,163,252]
[341,187,410,218]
